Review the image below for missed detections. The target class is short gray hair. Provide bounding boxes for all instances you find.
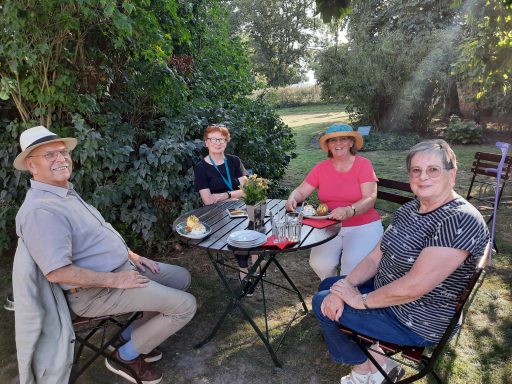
[406,139,457,171]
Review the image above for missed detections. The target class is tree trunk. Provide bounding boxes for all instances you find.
[444,77,461,119]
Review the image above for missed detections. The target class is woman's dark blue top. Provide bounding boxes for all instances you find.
[194,154,248,194]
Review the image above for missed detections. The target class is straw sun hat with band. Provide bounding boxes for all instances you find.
[319,124,364,153]
[13,126,77,171]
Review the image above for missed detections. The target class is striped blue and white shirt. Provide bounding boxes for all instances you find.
[374,197,489,343]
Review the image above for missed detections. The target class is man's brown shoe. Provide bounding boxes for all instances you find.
[105,350,162,384]
[108,337,163,363]
[141,347,162,363]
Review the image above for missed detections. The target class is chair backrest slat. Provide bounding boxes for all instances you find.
[471,152,512,181]
[376,178,414,215]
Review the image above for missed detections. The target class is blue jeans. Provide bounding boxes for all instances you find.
[313,276,433,365]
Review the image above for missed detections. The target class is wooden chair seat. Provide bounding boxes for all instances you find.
[339,328,425,363]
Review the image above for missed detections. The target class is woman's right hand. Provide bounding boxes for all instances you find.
[286,182,315,212]
[285,197,297,211]
[321,293,345,321]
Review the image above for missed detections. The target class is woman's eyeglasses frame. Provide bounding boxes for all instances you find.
[327,136,351,143]
[207,137,227,144]
[408,165,452,179]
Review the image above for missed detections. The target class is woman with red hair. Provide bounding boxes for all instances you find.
[194,124,248,205]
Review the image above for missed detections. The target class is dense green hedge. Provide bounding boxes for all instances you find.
[0,1,295,255]
[361,132,421,152]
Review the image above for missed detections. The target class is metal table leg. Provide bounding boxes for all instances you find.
[195,249,306,368]
[270,256,308,313]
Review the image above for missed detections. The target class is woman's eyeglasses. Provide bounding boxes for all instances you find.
[408,166,448,179]
[327,137,350,143]
[28,150,71,162]
[207,137,227,144]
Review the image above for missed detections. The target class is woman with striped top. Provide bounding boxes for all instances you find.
[312,139,489,384]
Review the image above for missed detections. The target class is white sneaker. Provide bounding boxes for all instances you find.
[340,369,371,384]
[368,359,404,384]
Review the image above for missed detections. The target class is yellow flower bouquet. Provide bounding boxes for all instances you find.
[240,174,269,205]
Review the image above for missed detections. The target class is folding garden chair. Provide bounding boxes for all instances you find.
[338,244,490,384]
[70,311,143,384]
[465,147,511,252]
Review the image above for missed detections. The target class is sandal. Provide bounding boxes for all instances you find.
[340,369,370,384]
[368,359,405,384]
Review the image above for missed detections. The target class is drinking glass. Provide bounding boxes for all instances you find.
[272,219,287,243]
[286,212,302,242]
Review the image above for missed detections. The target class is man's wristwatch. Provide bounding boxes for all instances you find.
[361,293,370,309]
[350,204,356,216]
[226,190,232,198]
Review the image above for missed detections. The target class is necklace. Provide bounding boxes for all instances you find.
[208,155,233,191]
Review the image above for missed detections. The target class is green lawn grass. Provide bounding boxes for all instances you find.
[0,105,509,384]
[280,104,512,384]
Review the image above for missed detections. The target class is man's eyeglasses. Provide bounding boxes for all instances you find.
[207,137,227,144]
[408,166,449,179]
[28,149,71,162]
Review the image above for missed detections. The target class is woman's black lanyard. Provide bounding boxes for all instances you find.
[209,155,233,191]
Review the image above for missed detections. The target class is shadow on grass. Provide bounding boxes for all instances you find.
[434,263,512,384]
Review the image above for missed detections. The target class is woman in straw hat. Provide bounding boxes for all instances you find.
[285,124,383,280]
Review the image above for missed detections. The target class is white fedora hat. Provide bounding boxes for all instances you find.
[13,126,77,171]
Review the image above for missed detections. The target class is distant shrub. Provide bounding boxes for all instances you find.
[361,132,421,152]
[253,85,323,108]
[444,115,483,144]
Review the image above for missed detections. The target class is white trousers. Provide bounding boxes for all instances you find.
[309,220,383,281]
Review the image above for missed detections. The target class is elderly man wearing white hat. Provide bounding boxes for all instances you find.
[285,123,384,281]
[13,126,196,384]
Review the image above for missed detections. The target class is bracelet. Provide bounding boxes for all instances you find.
[226,190,232,198]
[361,293,370,309]
[351,204,356,216]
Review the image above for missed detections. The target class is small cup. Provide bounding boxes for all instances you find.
[272,219,287,244]
[286,212,302,242]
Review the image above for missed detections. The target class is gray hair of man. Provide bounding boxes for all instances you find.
[406,139,457,171]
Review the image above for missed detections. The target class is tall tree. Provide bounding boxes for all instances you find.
[316,0,468,132]
[456,0,512,117]
[316,0,512,121]
[315,0,351,23]
[229,0,316,86]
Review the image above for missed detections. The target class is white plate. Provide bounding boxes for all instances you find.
[227,208,248,218]
[296,207,330,219]
[228,238,266,246]
[227,237,267,249]
[303,213,331,219]
[228,230,266,243]
[176,222,212,239]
